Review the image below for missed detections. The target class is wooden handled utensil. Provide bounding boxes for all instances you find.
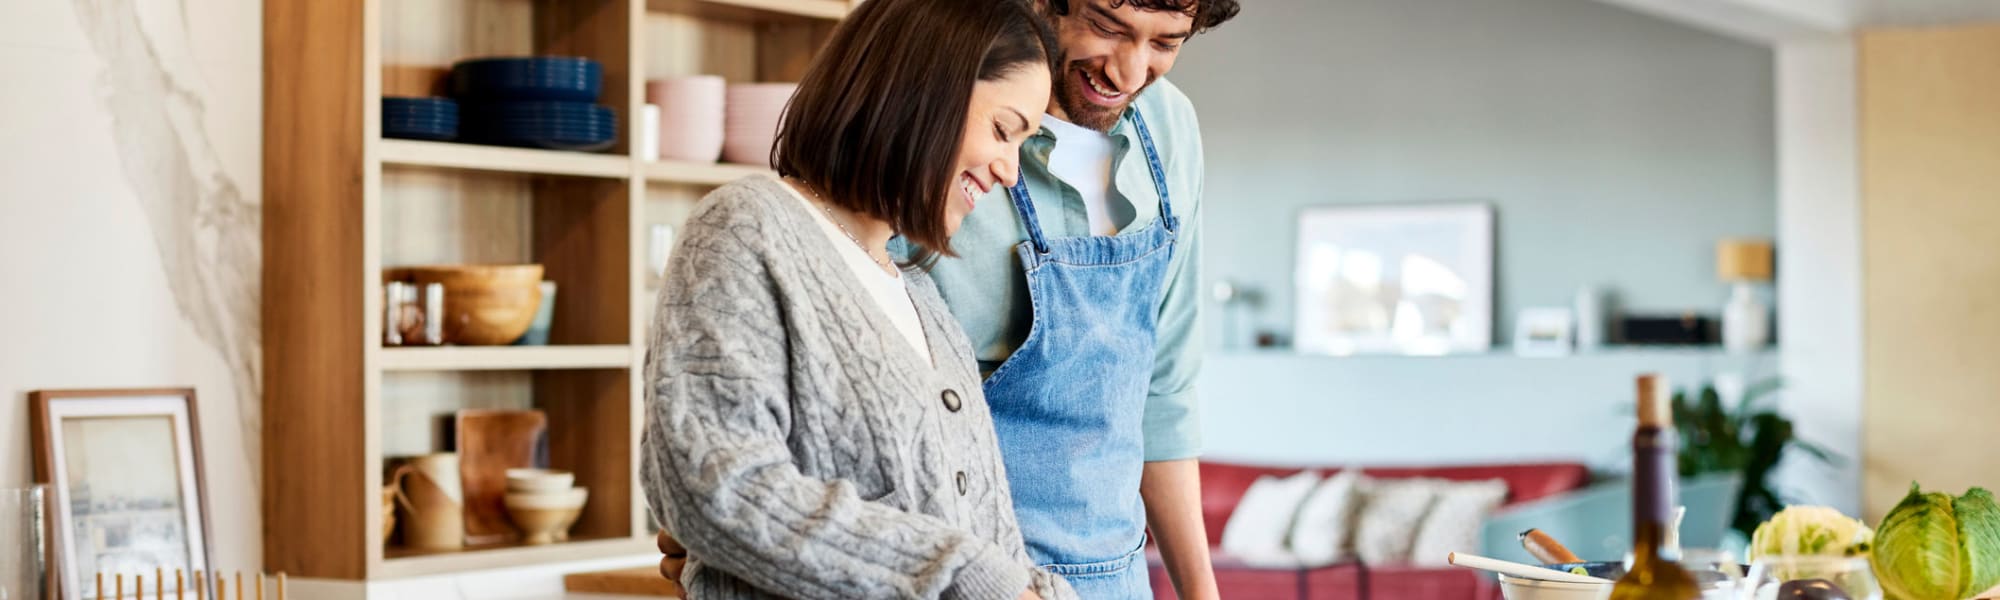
[1519,528,1583,564]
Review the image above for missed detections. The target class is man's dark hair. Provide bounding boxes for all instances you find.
[1047,0,1241,34]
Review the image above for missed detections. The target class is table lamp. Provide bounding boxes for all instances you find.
[1716,239,1773,353]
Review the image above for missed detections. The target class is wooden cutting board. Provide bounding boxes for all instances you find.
[563,566,682,597]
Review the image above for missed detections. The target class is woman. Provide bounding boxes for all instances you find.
[639,0,1066,598]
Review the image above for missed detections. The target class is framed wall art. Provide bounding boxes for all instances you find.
[1294,203,1494,356]
[30,388,211,600]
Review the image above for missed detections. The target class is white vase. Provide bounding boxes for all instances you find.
[1573,286,1604,351]
[1722,282,1768,353]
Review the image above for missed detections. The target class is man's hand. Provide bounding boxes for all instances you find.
[657,529,687,583]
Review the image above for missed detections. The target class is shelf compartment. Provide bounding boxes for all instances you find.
[381,139,632,179]
[643,159,769,186]
[380,345,635,371]
[382,535,653,579]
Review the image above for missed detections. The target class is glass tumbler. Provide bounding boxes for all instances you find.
[0,485,51,600]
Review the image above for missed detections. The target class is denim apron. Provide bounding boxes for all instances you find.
[983,109,1177,599]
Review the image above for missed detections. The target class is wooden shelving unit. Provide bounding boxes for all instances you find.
[380,139,633,179]
[379,346,636,371]
[263,0,849,586]
[381,536,655,579]
[643,159,770,186]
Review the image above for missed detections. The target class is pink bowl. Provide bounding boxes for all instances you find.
[647,76,726,163]
[722,83,796,166]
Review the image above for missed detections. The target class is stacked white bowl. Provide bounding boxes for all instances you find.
[722,83,798,167]
[504,468,588,545]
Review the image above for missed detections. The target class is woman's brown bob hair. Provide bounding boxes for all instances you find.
[772,0,1057,265]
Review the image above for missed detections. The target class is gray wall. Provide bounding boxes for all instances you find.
[1166,0,1781,466]
[1173,0,1776,346]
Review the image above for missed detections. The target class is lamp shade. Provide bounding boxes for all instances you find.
[1716,239,1773,282]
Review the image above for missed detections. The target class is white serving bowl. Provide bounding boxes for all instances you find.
[504,468,575,493]
[1497,575,1612,600]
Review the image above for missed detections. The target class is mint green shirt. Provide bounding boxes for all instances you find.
[925,80,1205,462]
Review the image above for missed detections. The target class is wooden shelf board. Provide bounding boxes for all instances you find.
[380,139,632,179]
[379,345,634,371]
[647,0,848,22]
[382,535,653,579]
[643,159,770,186]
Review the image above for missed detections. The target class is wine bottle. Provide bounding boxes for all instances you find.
[1610,373,1701,600]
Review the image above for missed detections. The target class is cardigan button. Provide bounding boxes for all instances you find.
[955,471,968,496]
[942,389,963,412]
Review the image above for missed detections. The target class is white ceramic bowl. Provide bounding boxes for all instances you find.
[504,468,575,493]
[1497,575,1612,600]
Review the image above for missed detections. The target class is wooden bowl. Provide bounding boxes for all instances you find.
[406,264,545,345]
[505,488,588,545]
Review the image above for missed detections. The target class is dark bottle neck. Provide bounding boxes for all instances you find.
[1632,424,1678,558]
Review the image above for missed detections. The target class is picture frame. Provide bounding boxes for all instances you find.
[29,388,211,600]
[1512,307,1576,357]
[1293,202,1495,355]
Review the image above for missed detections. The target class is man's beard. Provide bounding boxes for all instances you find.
[1052,61,1144,132]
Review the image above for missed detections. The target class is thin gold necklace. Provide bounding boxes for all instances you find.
[790,179,897,276]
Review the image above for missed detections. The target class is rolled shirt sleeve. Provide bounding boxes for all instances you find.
[1140,82,1204,463]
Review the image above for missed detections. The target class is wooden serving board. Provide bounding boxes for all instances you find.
[563,566,682,597]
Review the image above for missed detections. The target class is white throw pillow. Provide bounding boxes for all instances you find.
[1352,478,1441,565]
[1220,471,1322,564]
[1409,479,1510,567]
[1288,468,1367,567]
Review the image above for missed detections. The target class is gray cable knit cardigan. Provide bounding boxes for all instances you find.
[642,175,1076,600]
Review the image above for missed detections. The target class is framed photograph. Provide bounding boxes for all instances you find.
[1512,307,1576,357]
[1294,203,1494,355]
[29,388,211,600]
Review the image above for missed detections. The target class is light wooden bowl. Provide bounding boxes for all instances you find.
[405,264,545,345]
[505,488,588,545]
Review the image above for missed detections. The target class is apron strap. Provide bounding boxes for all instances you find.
[1007,180,1052,255]
[1127,109,1178,234]
[1008,108,1179,253]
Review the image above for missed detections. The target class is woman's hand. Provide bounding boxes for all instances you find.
[657,529,687,582]
[1016,590,1042,600]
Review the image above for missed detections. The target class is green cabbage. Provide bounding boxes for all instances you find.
[1751,505,1874,560]
[1870,483,2000,600]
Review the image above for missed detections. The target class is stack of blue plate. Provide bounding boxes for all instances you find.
[383,97,459,141]
[462,101,618,152]
[450,56,616,151]
[450,57,602,102]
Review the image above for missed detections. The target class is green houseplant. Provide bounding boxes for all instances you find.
[1671,378,1841,537]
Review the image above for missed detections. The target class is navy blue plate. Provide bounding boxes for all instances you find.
[383,97,459,116]
[384,121,459,141]
[449,57,602,103]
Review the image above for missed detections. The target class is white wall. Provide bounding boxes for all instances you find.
[1172,0,1777,347]
[1169,0,1782,468]
[0,0,263,573]
[1773,40,1863,514]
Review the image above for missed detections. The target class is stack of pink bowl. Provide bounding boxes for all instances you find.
[723,83,798,167]
[645,76,726,163]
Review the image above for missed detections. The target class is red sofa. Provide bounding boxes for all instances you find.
[1147,461,1592,600]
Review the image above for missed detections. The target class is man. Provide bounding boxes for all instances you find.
[661,0,1239,597]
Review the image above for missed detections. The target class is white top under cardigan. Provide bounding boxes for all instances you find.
[768,173,931,366]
